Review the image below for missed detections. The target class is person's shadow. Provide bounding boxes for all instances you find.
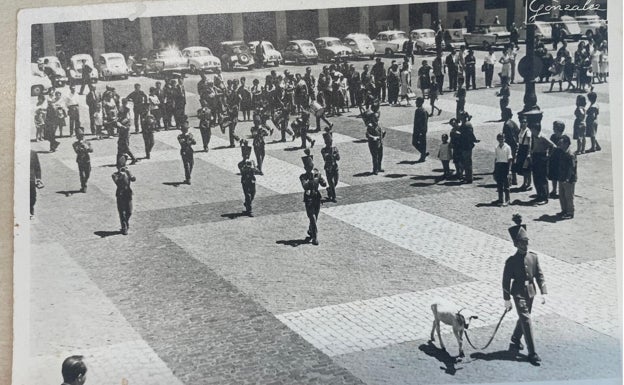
[276,238,311,247]
[534,213,562,223]
[221,212,251,219]
[163,181,184,187]
[94,230,122,238]
[471,348,536,365]
[56,190,83,196]
[418,341,462,375]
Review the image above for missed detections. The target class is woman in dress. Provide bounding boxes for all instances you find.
[387,62,400,106]
[498,47,512,86]
[399,62,412,106]
[599,43,609,83]
[417,60,431,98]
[591,45,602,84]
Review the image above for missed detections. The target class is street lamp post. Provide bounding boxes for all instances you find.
[518,21,544,129]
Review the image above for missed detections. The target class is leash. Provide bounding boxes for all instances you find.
[464,308,510,350]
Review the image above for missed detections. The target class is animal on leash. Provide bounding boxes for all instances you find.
[430,301,478,359]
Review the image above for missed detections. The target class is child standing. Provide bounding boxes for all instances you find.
[437,133,452,178]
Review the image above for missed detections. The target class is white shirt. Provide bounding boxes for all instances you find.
[495,142,513,163]
[66,93,80,107]
[485,53,497,65]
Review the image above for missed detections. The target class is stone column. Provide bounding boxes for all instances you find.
[359,7,369,34]
[186,15,199,46]
[90,20,105,59]
[318,9,329,37]
[437,2,448,28]
[42,23,56,57]
[232,13,244,40]
[139,18,153,52]
[275,11,288,48]
[399,4,410,32]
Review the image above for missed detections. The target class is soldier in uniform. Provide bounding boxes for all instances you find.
[291,112,315,148]
[126,83,148,134]
[300,149,327,245]
[223,87,242,147]
[112,154,136,235]
[197,106,212,152]
[412,97,429,162]
[366,121,386,175]
[274,88,294,142]
[321,131,340,202]
[177,118,196,184]
[251,118,270,175]
[72,128,93,192]
[238,140,260,216]
[116,118,137,165]
[503,214,547,365]
[142,113,156,159]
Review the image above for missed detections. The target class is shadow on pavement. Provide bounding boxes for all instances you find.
[283,146,303,152]
[56,190,83,196]
[398,160,420,165]
[212,145,234,150]
[276,238,311,247]
[411,174,437,181]
[476,183,498,189]
[471,348,530,364]
[94,230,122,238]
[221,212,251,219]
[510,199,538,207]
[419,341,462,375]
[384,173,408,179]
[476,201,503,207]
[163,181,184,187]
[353,171,374,177]
[352,139,368,144]
[534,214,564,223]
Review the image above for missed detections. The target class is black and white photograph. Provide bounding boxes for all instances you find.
[11,0,622,384]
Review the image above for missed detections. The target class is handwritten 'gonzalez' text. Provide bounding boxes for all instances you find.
[527,0,604,23]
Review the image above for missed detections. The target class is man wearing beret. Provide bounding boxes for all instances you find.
[503,215,547,365]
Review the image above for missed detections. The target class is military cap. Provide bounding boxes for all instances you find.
[301,148,314,169]
[322,131,332,141]
[117,153,128,168]
[240,139,252,158]
[508,224,528,243]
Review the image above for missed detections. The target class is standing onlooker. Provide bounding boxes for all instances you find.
[72,128,93,193]
[586,90,601,152]
[455,79,466,120]
[530,123,555,204]
[126,83,148,134]
[412,97,429,162]
[502,108,519,185]
[399,62,412,106]
[34,94,47,141]
[513,116,532,191]
[446,49,458,91]
[147,87,161,127]
[599,43,608,83]
[417,60,432,98]
[557,135,577,219]
[371,58,387,103]
[552,22,561,51]
[548,57,564,92]
[438,133,452,179]
[509,23,519,46]
[464,49,476,90]
[53,90,68,138]
[458,112,479,183]
[573,95,587,154]
[499,47,512,86]
[563,56,576,91]
[403,36,415,65]
[93,103,104,139]
[483,48,497,88]
[509,43,519,84]
[548,121,565,198]
[30,150,42,218]
[590,45,602,84]
[85,85,100,135]
[429,77,442,116]
[494,133,513,206]
[432,53,445,95]
[387,61,400,106]
[449,118,463,179]
[79,59,92,95]
[496,82,510,121]
[44,99,60,152]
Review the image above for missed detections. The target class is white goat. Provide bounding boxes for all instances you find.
[430,301,478,359]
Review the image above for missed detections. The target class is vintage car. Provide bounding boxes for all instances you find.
[558,15,583,41]
[372,30,409,56]
[409,29,436,54]
[143,48,190,75]
[518,21,552,42]
[574,15,606,38]
[182,46,221,73]
[463,24,511,49]
[281,40,318,64]
[68,54,99,86]
[36,56,67,87]
[248,41,282,67]
[342,33,375,59]
[314,37,353,62]
[97,53,130,80]
[31,63,53,96]
[216,41,255,71]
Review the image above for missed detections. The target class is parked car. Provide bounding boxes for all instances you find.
[445,28,467,49]
[97,53,130,80]
[558,15,583,41]
[216,41,255,71]
[463,24,511,49]
[36,56,67,87]
[68,54,99,86]
[409,29,436,54]
[372,30,409,56]
[575,15,606,38]
[518,21,552,42]
[31,63,52,96]
[248,41,282,67]
[314,37,353,62]
[342,33,375,59]
[281,40,318,64]
[143,48,190,74]
[182,46,221,73]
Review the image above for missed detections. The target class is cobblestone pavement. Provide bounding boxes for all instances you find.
[24,41,619,385]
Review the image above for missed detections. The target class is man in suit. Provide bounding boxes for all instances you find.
[412,97,429,162]
[85,85,101,135]
[446,49,458,91]
[503,219,547,365]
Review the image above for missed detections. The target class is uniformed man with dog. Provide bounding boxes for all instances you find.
[300,149,327,245]
[503,214,547,365]
[238,139,260,216]
[320,131,340,202]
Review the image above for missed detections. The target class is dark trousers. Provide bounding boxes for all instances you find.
[465,68,476,89]
[116,195,133,231]
[30,181,36,215]
[199,123,211,151]
[142,133,154,159]
[388,84,399,104]
[511,296,536,355]
[88,108,96,134]
[151,108,162,127]
[315,114,331,131]
[413,132,427,160]
[559,181,575,215]
[78,161,91,189]
[68,106,80,136]
[453,151,463,178]
[435,75,444,93]
[79,78,91,94]
[349,88,358,107]
[532,153,549,201]
[441,160,451,176]
[254,144,265,172]
[367,140,383,172]
[305,196,321,238]
[485,64,495,87]
[461,149,473,182]
[456,99,465,120]
[181,152,194,182]
[228,122,239,147]
[374,80,387,102]
[133,108,146,133]
[280,119,293,141]
[118,145,136,162]
[242,181,256,212]
[448,69,458,90]
[325,168,338,200]
[494,162,510,202]
[174,104,186,128]
[163,104,174,128]
[406,53,414,65]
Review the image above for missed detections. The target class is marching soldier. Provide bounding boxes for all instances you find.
[142,114,156,159]
[300,149,327,245]
[251,119,270,175]
[177,118,196,184]
[291,112,315,148]
[197,107,212,152]
[223,86,242,147]
[238,140,260,216]
[503,214,547,365]
[116,118,137,165]
[366,121,386,175]
[274,88,294,142]
[112,154,136,235]
[320,131,340,202]
[72,128,93,192]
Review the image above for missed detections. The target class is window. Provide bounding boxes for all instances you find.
[377,35,387,41]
